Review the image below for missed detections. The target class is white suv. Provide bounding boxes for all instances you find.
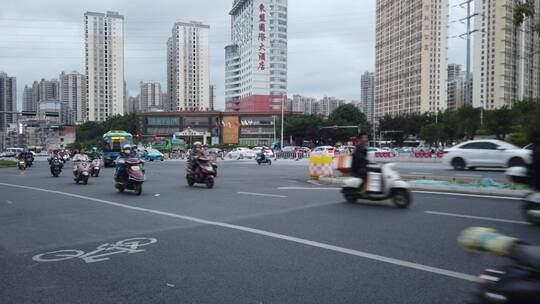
[443,139,532,170]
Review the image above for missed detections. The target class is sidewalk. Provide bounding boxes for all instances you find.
[316,176,529,199]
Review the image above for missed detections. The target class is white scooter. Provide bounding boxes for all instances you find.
[342,164,412,208]
[506,166,540,225]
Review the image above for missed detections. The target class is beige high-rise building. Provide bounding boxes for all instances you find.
[473,0,540,109]
[85,11,125,121]
[60,71,87,123]
[139,81,162,112]
[374,0,448,121]
[167,21,210,112]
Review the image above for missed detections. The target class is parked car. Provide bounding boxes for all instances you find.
[524,143,532,150]
[337,146,355,154]
[252,147,274,157]
[227,147,255,159]
[312,146,336,155]
[443,139,532,170]
[143,148,164,161]
[281,146,300,152]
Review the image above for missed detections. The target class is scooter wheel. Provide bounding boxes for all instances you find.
[187,175,195,187]
[118,186,125,193]
[268,160,272,165]
[523,203,540,225]
[135,183,142,196]
[95,171,99,177]
[206,178,214,189]
[392,189,411,208]
[342,188,357,203]
[83,176,88,185]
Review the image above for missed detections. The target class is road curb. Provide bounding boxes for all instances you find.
[316,176,529,198]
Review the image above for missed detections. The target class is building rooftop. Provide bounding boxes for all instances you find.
[229,0,249,15]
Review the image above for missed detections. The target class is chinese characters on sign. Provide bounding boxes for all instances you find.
[258,2,266,71]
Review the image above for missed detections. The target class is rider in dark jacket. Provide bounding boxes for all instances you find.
[115,145,132,182]
[351,133,369,186]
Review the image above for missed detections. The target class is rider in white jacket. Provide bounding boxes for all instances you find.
[72,149,90,176]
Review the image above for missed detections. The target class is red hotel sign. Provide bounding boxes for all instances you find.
[258,2,266,71]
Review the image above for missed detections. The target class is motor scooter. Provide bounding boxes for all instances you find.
[256,153,272,165]
[17,159,26,170]
[186,156,215,188]
[91,159,101,177]
[50,158,63,177]
[341,163,411,208]
[114,157,145,195]
[506,166,540,225]
[74,160,91,184]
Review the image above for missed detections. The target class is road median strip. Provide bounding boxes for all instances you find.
[315,176,528,199]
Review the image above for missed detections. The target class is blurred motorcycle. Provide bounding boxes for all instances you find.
[459,227,540,304]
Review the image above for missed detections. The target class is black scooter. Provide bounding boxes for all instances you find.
[50,158,63,177]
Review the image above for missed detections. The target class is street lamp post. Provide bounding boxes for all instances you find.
[280,96,285,149]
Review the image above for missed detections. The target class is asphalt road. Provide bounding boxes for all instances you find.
[0,159,537,304]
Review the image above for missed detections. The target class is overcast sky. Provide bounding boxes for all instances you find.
[0,0,468,110]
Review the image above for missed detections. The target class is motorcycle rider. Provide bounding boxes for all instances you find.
[48,150,63,171]
[351,133,369,192]
[115,144,133,182]
[188,142,205,175]
[72,149,90,178]
[17,150,29,167]
[89,147,102,160]
[257,147,267,162]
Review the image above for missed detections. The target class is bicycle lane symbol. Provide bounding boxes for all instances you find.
[32,237,158,264]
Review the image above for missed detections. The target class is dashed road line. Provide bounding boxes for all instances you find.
[237,192,288,198]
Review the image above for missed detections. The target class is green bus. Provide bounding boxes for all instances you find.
[102,131,134,167]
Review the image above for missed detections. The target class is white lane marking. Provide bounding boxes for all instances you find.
[278,187,340,190]
[409,172,433,175]
[413,191,521,201]
[6,200,13,204]
[0,182,477,282]
[454,174,482,177]
[237,192,288,198]
[154,194,161,197]
[425,211,529,225]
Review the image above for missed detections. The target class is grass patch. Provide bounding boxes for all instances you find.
[0,159,16,168]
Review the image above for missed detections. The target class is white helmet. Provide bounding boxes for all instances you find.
[194,141,202,147]
[123,144,131,150]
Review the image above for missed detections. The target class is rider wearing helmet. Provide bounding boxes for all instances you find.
[115,144,132,181]
[188,142,205,173]
[89,147,102,160]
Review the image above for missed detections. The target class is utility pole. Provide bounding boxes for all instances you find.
[450,0,481,105]
[465,0,472,102]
